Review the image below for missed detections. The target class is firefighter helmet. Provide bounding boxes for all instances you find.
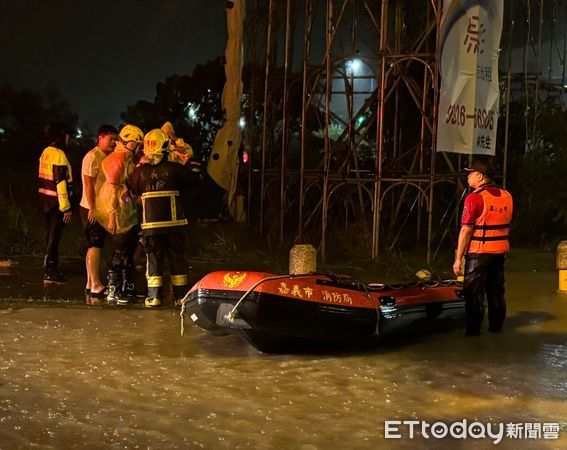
[143,129,170,157]
[119,124,144,144]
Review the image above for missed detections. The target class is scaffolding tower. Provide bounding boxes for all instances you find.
[502,0,567,165]
[238,0,566,262]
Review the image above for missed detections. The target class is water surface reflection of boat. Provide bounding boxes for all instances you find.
[182,271,465,353]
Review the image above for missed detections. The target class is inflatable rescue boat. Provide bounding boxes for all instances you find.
[181,271,464,353]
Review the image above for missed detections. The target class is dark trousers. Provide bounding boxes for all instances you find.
[110,226,139,274]
[44,209,65,275]
[143,231,188,301]
[463,253,506,334]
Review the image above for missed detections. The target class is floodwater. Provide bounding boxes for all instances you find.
[0,252,566,449]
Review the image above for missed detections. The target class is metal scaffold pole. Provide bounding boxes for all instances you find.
[244,0,495,261]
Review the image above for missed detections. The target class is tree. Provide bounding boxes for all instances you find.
[504,98,567,245]
[121,59,225,161]
[0,84,77,162]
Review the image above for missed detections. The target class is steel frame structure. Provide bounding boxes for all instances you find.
[238,0,566,261]
[241,0,462,262]
[501,0,567,171]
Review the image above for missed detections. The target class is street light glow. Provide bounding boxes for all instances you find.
[346,59,362,75]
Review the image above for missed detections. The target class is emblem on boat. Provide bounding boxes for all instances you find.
[223,272,248,288]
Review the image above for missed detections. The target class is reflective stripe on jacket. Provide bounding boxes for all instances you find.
[140,190,188,230]
[128,158,199,235]
[468,187,513,254]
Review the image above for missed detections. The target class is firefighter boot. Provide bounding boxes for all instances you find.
[106,270,122,304]
[117,269,136,305]
[145,285,162,308]
[43,271,68,285]
[44,259,68,285]
[144,297,162,308]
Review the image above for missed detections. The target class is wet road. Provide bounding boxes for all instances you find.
[0,253,566,448]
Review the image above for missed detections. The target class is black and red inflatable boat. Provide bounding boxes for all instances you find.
[181,271,464,353]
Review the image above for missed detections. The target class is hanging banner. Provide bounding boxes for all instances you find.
[208,0,245,211]
[437,0,503,155]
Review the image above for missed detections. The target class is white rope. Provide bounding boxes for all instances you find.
[180,301,186,336]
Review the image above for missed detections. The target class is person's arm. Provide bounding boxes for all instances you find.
[105,186,120,235]
[126,167,142,207]
[453,225,474,276]
[53,152,72,223]
[83,174,97,224]
[105,155,128,234]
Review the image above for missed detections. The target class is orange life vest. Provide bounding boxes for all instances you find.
[468,187,513,254]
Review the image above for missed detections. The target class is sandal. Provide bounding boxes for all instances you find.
[89,287,108,299]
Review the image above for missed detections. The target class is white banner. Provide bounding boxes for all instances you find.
[208,0,245,201]
[437,0,503,155]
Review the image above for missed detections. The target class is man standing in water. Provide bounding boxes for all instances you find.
[80,124,117,301]
[453,158,513,336]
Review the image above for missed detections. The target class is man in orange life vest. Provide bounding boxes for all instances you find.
[453,158,513,336]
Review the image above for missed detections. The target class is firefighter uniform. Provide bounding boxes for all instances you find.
[38,144,73,282]
[127,129,199,307]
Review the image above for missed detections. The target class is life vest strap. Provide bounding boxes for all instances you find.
[473,223,510,230]
[471,235,509,242]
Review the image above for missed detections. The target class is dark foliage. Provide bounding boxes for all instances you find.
[121,59,226,162]
[505,98,567,245]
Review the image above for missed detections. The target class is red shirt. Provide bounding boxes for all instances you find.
[461,183,502,226]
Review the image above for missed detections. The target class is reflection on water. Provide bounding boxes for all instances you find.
[0,256,566,448]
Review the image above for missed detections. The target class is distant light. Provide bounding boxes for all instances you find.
[239,117,246,129]
[0,127,5,135]
[186,102,198,122]
[76,128,82,138]
[346,59,362,75]
[242,150,249,164]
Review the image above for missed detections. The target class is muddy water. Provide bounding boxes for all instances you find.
[0,253,566,448]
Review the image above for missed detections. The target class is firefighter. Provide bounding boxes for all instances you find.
[453,158,513,336]
[95,124,144,304]
[127,128,200,307]
[38,123,73,284]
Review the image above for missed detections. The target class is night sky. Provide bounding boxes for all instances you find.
[0,0,227,130]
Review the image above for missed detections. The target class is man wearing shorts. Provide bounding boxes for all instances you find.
[80,124,117,301]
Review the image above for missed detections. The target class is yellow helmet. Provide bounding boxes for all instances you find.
[143,129,170,157]
[119,124,144,143]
